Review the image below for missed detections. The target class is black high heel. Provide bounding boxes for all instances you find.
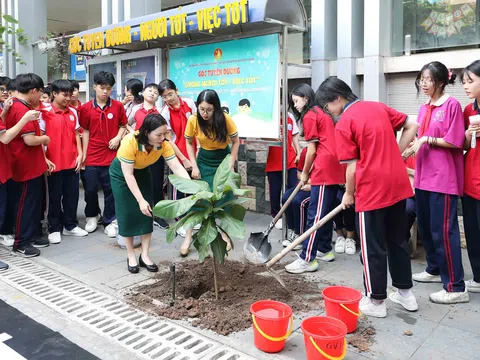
[139,255,158,272]
[127,258,139,274]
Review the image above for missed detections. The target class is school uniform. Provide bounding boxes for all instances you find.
[335,100,413,300]
[282,147,309,235]
[161,97,197,201]
[333,184,356,234]
[0,119,15,237]
[405,156,416,241]
[6,99,48,249]
[461,102,480,283]
[111,132,176,237]
[300,107,345,262]
[40,105,81,233]
[79,98,127,227]
[266,114,299,217]
[415,94,465,293]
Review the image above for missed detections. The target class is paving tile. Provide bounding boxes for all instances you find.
[410,344,469,360]
[105,273,149,290]
[66,256,114,273]
[440,307,480,336]
[42,250,99,266]
[85,264,132,284]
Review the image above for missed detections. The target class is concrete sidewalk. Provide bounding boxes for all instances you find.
[2,193,480,360]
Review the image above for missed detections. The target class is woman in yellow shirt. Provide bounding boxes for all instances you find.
[182,89,240,255]
[110,113,190,273]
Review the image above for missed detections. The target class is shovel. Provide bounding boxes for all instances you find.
[244,181,303,264]
[266,204,344,290]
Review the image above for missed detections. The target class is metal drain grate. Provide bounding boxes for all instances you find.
[0,248,256,360]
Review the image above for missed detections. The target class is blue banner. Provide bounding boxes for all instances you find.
[169,34,280,138]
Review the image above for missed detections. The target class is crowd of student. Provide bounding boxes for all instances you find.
[0,59,479,318]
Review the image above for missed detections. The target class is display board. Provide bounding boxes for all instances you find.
[169,34,280,138]
[88,61,117,100]
[121,56,156,96]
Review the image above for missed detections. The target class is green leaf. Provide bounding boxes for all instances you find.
[210,234,227,264]
[232,188,251,196]
[3,14,19,24]
[192,190,215,202]
[153,196,197,219]
[216,211,246,239]
[212,154,232,195]
[0,26,6,34]
[16,28,24,33]
[168,175,210,194]
[165,215,190,243]
[227,171,242,188]
[197,217,218,247]
[219,197,251,208]
[192,233,209,262]
[228,204,247,221]
[182,211,207,230]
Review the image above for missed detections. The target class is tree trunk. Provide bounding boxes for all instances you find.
[212,257,219,300]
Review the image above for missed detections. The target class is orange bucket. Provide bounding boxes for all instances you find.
[322,286,362,333]
[250,300,293,353]
[301,316,348,360]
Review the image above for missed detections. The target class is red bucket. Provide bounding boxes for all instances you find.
[250,300,293,353]
[301,316,347,360]
[322,286,362,333]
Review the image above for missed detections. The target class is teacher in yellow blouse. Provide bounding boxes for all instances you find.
[110,113,190,273]
[182,89,240,256]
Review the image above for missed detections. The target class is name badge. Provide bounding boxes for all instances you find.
[107,113,114,119]
[186,112,192,118]
[287,124,293,131]
[69,115,75,121]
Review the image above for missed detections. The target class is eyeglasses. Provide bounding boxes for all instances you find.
[199,108,214,115]
[415,78,433,86]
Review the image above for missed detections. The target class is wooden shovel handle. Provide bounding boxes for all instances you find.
[272,181,304,225]
[266,204,344,269]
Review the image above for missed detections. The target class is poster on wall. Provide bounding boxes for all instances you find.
[121,56,156,97]
[169,34,280,139]
[88,61,117,100]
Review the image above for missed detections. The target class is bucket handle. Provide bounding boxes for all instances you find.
[251,314,293,342]
[340,303,362,317]
[309,337,347,360]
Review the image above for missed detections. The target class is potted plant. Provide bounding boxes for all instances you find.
[153,154,250,300]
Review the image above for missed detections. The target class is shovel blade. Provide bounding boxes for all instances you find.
[243,232,272,264]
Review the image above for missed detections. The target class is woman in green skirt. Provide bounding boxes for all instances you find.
[183,89,240,256]
[110,113,190,273]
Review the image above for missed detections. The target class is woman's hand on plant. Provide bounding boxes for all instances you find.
[139,199,152,217]
[191,167,201,179]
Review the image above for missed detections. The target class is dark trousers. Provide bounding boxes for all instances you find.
[416,189,465,292]
[12,176,43,247]
[47,169,80,233]
[83,166,115,226]
[301,184,338,262]
[333,187,355,233]
[357,200,413,300]
[267,169,298,217]
[0,179,15,235]
[406,197,417,240]
[282,187,310,235]
[80,170,101,217]
[462,194,480,283]
[149,157,165,206]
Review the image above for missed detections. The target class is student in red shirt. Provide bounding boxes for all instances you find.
[80,71,127,237]
[461,60,480,294]
[316,77,419,318]
[123,78,144,133]
[41,86,51,104]
[69,80,82,112]
[266,112,301,230]
[40,80,88,245]
[285,84,345,273]
[6,73,55,257]
[0,77,10,111]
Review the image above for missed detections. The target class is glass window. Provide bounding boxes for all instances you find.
[120,56,156,99]
[88,61,117,100]
[392,0,478,55]
[288,0,311,64]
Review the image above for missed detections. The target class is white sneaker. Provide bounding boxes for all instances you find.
[389,291,418,311]
[112,219,118,228]
[193,224,201,230]
[85,215,101,233]
[334,236,346,253]
[48,232,62,244]
[285,258,318,274]
[345,238,356,255]
[177,226,186,238]
[0,234,14,247]
[274,218,283,230]
[63,226,88,237]
[104,223,117,238]
[429,289,469,304]
[282,232,302,251]
[316,250,335,262]
[359,297,387,318]
[412,271,442,283]
[466,279,480,293]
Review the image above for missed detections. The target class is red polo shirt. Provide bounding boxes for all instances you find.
[40,105,80,172]
[335,101,413,212]
[134,104,159,130]
[266,114,299,172]
[160,97,196,159]
[464,102,480,200]
[0,120,12,184]
[79,98,127,167]
[303,107,345,186]
[6,99,47,182]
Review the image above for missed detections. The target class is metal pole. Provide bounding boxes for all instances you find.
[281,26,289,242]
